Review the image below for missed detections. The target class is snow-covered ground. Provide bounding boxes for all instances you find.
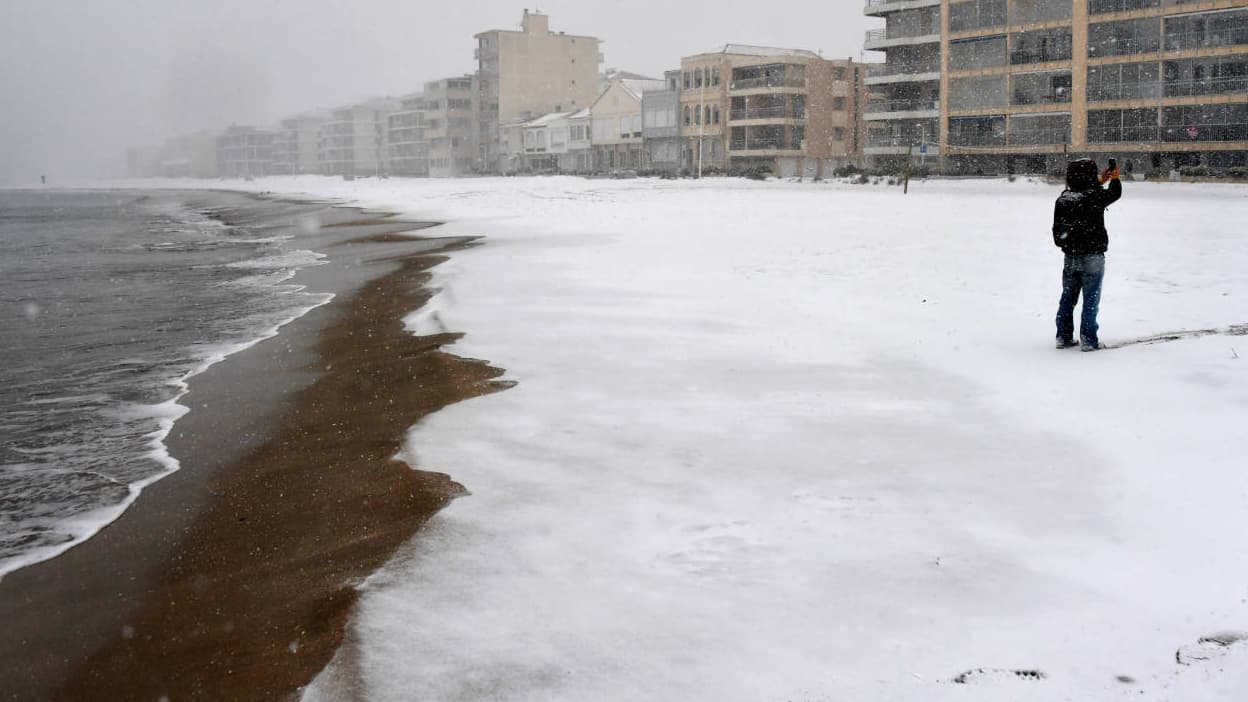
[166,176,1248,700]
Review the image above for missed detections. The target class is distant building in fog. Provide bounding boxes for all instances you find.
[272,112,327,175]
[125,145,163,178]
[388,94,429,177]
[318,98,399,178]
[424,75,478,178]
[159,130,219,178]
[217,125,275,178]
[475,10,603,173]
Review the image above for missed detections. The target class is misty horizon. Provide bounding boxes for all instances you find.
[0,1,874,186]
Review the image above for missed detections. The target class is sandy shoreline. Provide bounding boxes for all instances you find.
[0,193,508,700]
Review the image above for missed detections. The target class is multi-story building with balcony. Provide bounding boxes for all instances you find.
[680,45,866,177]
[475,10,603,173]
[424,75,479,178]
[865,0,1248,175]
[160,130,219,178]
[272,112,327,175]
[318,98,399,178]
[388,94,429,177]
[217,125,275,178]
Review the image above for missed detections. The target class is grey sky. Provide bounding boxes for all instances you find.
[0,1,876,185]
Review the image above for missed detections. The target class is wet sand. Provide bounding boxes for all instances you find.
[0,193,508,700]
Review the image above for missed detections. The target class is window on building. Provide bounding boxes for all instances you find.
[1164,56,1248,97]
[712,67,720,86]
[683,71,690,89]
[1088,61,1162,101]
[831,96,845,111]
[1011,27,1073,64]
[1088,107,1158,143]
[834,67,846,81]
[1011,71,1072,105]
[713,106,720,124]
[1011,0,1072,23]
[1089,17,1161,57]
[695,68,704,88]
[949,75,1007,110]
[695,106,702,125]
[791,126,805,149]
[1008,113,1071,145]
[833,127,845,141]
[684,106,691,125]
[948,115,1007,147]
[705,105,712,125]
[1164,9,1248,52]
[949,0,1007,33]
[1162,103,1248,142]
[949,36,1008,71]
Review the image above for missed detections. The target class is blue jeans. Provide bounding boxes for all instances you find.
[1056,253,1105,344]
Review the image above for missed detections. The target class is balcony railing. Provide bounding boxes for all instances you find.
[1007,128,1071,146]
[1010,48,1072,65]
[729,139,796,151]
[865,26,940,46]
[1164,26,1248,52]
[866,134,939,148]
[728,76,806,91]
[869,62,941,78]
[729,106,801,120]
[1164,76,1248,98]
[865,98,939,113]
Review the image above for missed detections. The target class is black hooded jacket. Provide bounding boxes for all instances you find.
[1052,178,1122,254]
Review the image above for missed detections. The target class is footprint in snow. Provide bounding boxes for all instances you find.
[1176,631,1248,665]
[951,668,1046,684]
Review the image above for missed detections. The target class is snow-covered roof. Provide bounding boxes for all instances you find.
[705,44,822,59]
[568,108,590,120]
[523,111,575,128]
[619,79,668,101]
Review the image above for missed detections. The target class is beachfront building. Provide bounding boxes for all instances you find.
[590,76,666,172]
[160,130,220,178]
[318,98,400,178]
[424,75,478,178]
[217,126,275,178]
[864,0,1248,176]
[643,71,683,175]
[681,45,866,178]
[272,112,327,175]
[475,10,603,173]
[521,111,571,172]
[388,94,429,177]
[125,145,163,178]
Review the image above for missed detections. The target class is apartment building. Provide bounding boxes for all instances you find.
[388,94,428,177]
[680,45,866,177]
[590,77,665,172]
[475,11,603,173]
[272,112,327,175]
[865,0,1248,175]
[160,130,219,178]
[643,71,683,174]
[424,75,478,178]
[319,98,399,178]
[217,125,275,178]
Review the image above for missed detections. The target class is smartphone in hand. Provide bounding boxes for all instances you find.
[1108,158,1117,170]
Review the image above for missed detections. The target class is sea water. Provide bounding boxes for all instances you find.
[0,189,331,577]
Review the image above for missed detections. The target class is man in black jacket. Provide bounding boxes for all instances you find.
[1052,158,1122,351]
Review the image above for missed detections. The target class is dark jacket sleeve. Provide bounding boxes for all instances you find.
[1091,177,1122,208]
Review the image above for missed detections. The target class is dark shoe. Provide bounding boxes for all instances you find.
[1080,339,1101,352]
[1056,337,1078,349]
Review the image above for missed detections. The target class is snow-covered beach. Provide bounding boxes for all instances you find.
[17,175,1248,700]
[243,175,1247,701]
